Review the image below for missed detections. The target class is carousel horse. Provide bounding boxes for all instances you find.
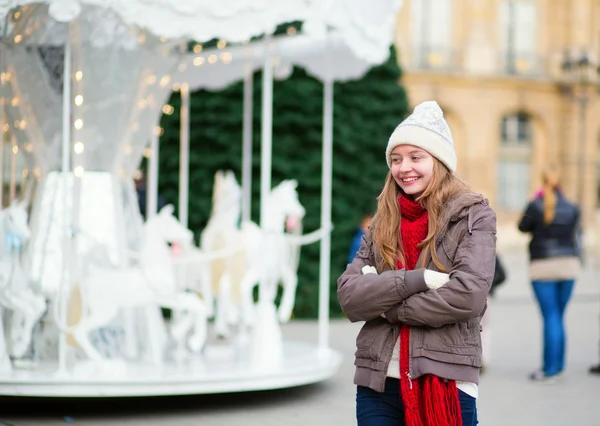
[196,171,327,340]
[0,201,46,360]
[72,204,208,365]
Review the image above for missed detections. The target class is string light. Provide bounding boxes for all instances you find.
[162,104,174,115]
[74,95,83,106]
[75,71,83,81]
[217,40,227,49]
[172,82,181,91]
[13,11,21,20]
[159,75,171,87]
[133,169,143,180]
[22,169,28,178]
[2,124,8,132]
[18,120,27,130]
[12,145,18,154]
[14,34,23,43]
[193,57,205,67]
[74,142,84,153]
[193,44,202,53]
[153,126,164,136]
[74,119,83,129]
[143,148,152,158]
[74,166,84,177]
[208,54,218,64]
[11,97,19,107]
[287,27,297,35]
[220,52,232,64]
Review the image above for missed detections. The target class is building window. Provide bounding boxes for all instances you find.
[411,0,453,69]
[499,0,537,75]
[498,112,532,211]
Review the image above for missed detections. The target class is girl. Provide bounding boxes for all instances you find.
[338,101,496,426]
[518,167,580,381]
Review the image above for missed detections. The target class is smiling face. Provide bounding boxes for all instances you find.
[390,144,435,199]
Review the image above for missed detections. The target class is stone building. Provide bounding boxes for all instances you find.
[395,0,600,248]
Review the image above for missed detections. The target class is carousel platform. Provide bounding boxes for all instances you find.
[0,340,342,398]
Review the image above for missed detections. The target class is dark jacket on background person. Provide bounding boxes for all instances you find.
[337,192,496,392]
[518,192,580,261]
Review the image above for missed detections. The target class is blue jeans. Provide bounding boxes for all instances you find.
[356,378,478,426]
[532,279,575,376]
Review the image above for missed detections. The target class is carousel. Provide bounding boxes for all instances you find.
[0,0,402,397]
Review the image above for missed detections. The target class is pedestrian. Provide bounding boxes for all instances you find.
[480,255,507,373]
[348,214,373,264]
[518,166,581,381]
[338,101,496,426]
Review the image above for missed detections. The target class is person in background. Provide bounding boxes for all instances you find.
[518,166,581,382]
[348,214,373,264]
[338,101,495,426]
[480,255,507,373]
[135,172,167,220]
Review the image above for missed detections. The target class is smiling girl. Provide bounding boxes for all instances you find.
[338,101,496,426]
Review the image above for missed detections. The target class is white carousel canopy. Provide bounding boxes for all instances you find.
[0,0,402,66]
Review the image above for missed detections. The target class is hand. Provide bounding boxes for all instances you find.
[362,265,378,275]
[424,270,450,290]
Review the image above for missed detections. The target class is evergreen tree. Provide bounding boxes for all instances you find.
[158,46,409,318]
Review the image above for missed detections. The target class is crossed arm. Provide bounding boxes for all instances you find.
[337,206,496,328]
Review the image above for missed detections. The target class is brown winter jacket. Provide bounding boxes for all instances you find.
[337,191,496,392]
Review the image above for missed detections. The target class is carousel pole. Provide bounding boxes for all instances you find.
[241,64,253,223]
[147,132,159,217]
[0,46,5,208]
[318,33,333,351]
[8,135,16,202]
[57,23,73,375]
[259,34,273,302]
[178,82,190,227]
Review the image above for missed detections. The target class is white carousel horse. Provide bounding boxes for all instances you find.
[0,201,46,364]
[72,204,207,366]
[195,171,327,340]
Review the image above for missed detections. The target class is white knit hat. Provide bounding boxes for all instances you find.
[385,101,457,173]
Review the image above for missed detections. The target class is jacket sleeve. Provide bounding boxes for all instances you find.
[518,201,536,233]
[337,231,429,323]
[383,205,496,328]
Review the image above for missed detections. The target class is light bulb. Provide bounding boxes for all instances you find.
[74,142,84,153]
[193,44,202,53]
[193,57,205,67]
[75,71,83,81]
[74,166,84,177]
[75,95,83,106]
[12,145,18,154]
[14,35,23,43]
[74,119,83,129]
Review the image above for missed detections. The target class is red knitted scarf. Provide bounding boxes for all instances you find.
[397,195,462,426]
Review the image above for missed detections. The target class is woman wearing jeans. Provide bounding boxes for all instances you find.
[518,167,581,382]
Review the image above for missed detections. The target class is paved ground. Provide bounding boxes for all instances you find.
[2,249,600,425]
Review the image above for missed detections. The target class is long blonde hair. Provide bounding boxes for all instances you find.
[373,159,468,272]
[541,166,560,225]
